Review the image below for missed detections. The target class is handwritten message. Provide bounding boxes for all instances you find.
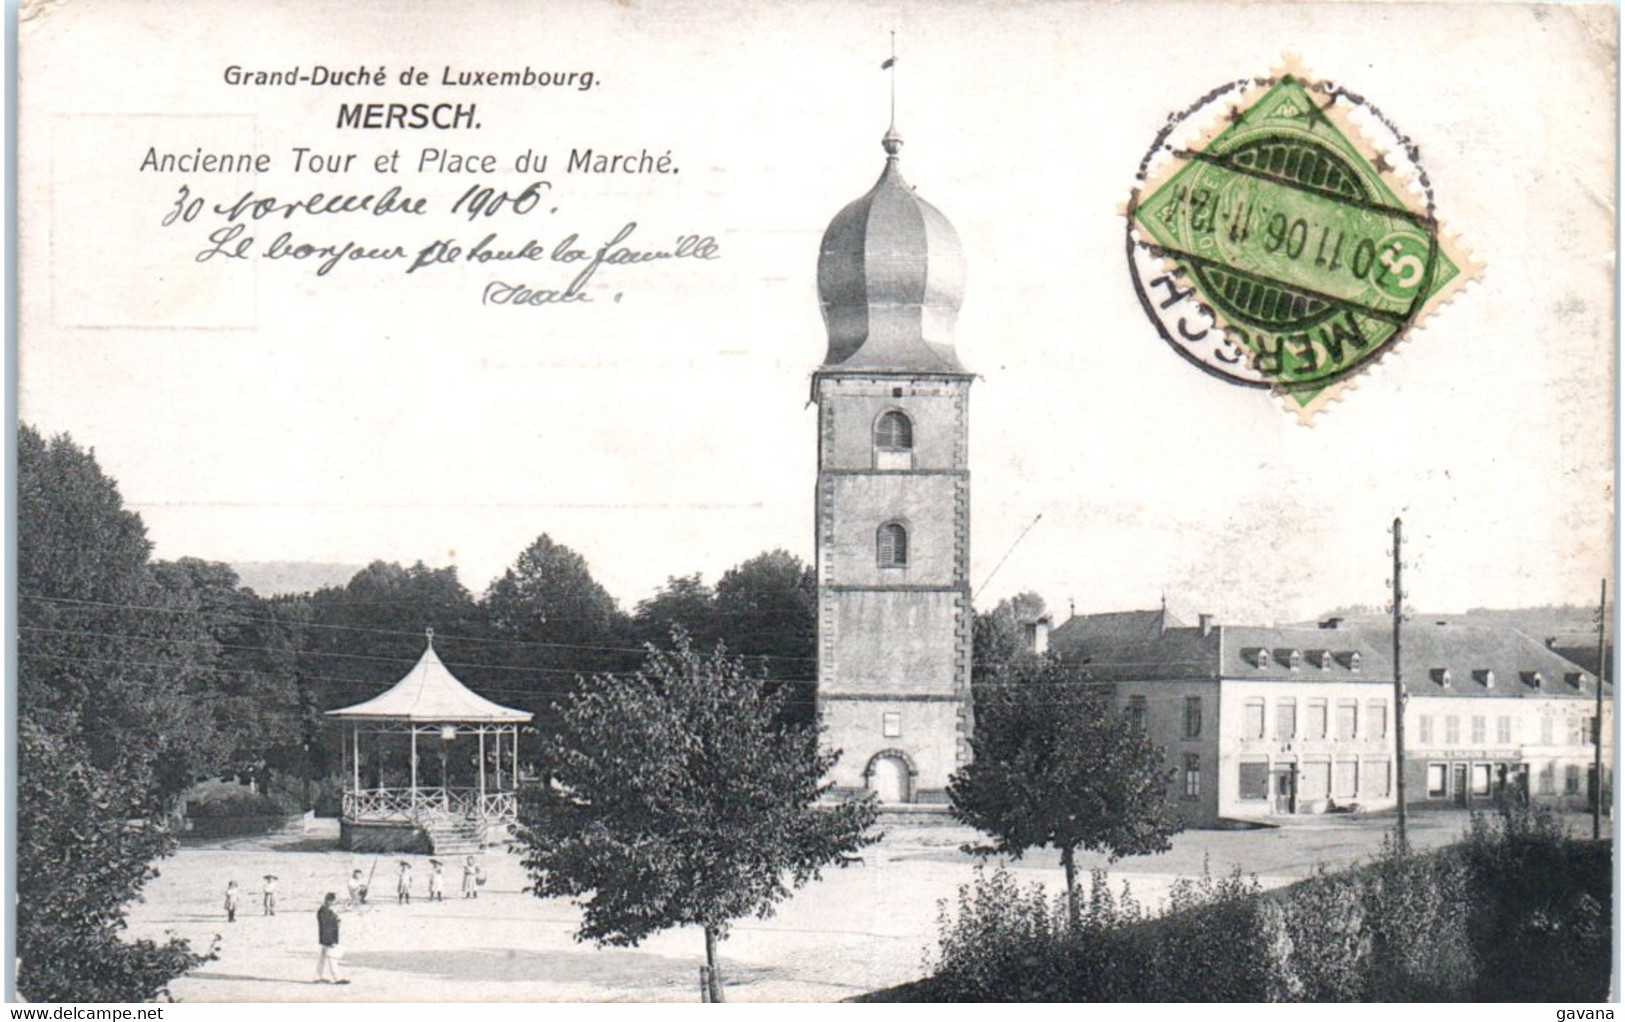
[147,143,721,307]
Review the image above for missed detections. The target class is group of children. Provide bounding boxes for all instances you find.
[224,856,485,922]
[381,856,485,904]
[222,874,278,923]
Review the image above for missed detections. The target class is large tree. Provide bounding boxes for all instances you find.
[631,573,718,650]
[16,426,218,998]
[714,550,817,723]
[17,722,216,1001]
[516,633,877,1002]
[948,655,1181,929]
[482,534,633,728]
[972,591,1048,688]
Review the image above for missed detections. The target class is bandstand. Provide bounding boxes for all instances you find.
[327,629,532,853]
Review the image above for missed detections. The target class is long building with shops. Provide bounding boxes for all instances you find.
[1045,610,1610,826]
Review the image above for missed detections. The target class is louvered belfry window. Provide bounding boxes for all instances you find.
[877,522,908,567]
[874,410,913,451]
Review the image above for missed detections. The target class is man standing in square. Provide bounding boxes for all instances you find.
[316,893,349,985]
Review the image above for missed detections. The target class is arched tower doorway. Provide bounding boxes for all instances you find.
[865,749,917,804]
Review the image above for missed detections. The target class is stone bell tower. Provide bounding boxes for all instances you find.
[812,124,973,804]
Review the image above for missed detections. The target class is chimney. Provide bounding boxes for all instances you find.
[1198,614,1214,638]
[1025,616,1051,656]
[1319,617,1343,630]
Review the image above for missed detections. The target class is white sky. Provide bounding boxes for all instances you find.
[17,0,1617,625]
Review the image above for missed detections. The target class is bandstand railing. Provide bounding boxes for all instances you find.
[343,787,518,825]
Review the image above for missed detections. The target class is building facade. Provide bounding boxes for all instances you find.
[811,126,973,803]
[1049,613,1609,826]
[1401,623,1611,810]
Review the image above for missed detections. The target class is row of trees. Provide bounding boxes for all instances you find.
[15,425,821,999]
[19,424,1179,1002]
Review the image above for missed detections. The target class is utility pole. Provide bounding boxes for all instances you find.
[1391,518,1408,851]
[1594,578,1607,841]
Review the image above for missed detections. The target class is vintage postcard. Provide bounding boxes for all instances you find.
[12,0,1618,1006]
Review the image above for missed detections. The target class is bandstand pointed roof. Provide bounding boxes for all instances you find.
[326,631,531,724]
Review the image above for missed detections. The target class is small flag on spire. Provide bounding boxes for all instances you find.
[881,56,896,69]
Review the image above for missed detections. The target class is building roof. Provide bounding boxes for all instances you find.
[1393,623,1603,701]
[1049,608,1185,652]
[1053,615,1603,700]
[815,129,968,375]
[326,633,531,723]
[1546,636,1613,682]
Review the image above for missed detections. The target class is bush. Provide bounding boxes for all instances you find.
[1461,798,1612,1000]
[185,784,287,820]
[927,805,1611,1002]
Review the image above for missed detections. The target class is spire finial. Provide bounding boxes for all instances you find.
[425,627,435,649]
[881,32,902,159]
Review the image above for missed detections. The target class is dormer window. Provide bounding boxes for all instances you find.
[1432,668,1452,688]
[1287,649,1303,670]
[1316,650,1333,671]
[1565,672,1583,689]
[1253,648,1272,669]
[876,522,908,568]
[1347,652,1361,672]
[1523,671,1544,689]
[874,411,914,470]
[1473,669,1495,689]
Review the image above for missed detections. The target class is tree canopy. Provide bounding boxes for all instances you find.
[16,426,217,999]
[948,654,1181,928]
[516,632,876,1001]
[972,591,1048,688]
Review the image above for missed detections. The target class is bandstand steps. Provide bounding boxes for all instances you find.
[420,817,484,855]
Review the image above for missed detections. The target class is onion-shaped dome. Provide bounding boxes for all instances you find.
[816,129,967,373]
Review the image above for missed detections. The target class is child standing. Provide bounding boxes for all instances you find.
[224,880,239,923]
[461,856,478,899]
[346,869,366,907]
[396,860,412,904]
[262,875,278,916]
[428,860,445,902]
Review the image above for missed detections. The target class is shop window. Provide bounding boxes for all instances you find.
[1427,763,1448,798]
[1334,758,1358,799]
[1238,760,1269,800]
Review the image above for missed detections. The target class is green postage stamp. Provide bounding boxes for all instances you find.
[1126,58,1480,422]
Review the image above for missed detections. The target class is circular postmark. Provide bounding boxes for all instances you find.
[1125,68,1470,416]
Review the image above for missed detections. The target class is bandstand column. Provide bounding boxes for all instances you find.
[478,727,487,802]
[410,725,419,797]
[352,726,360,794]
[495,727,503,790]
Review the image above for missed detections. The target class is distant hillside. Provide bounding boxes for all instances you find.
[232,561,364,597]
[1298,605,1608,642]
